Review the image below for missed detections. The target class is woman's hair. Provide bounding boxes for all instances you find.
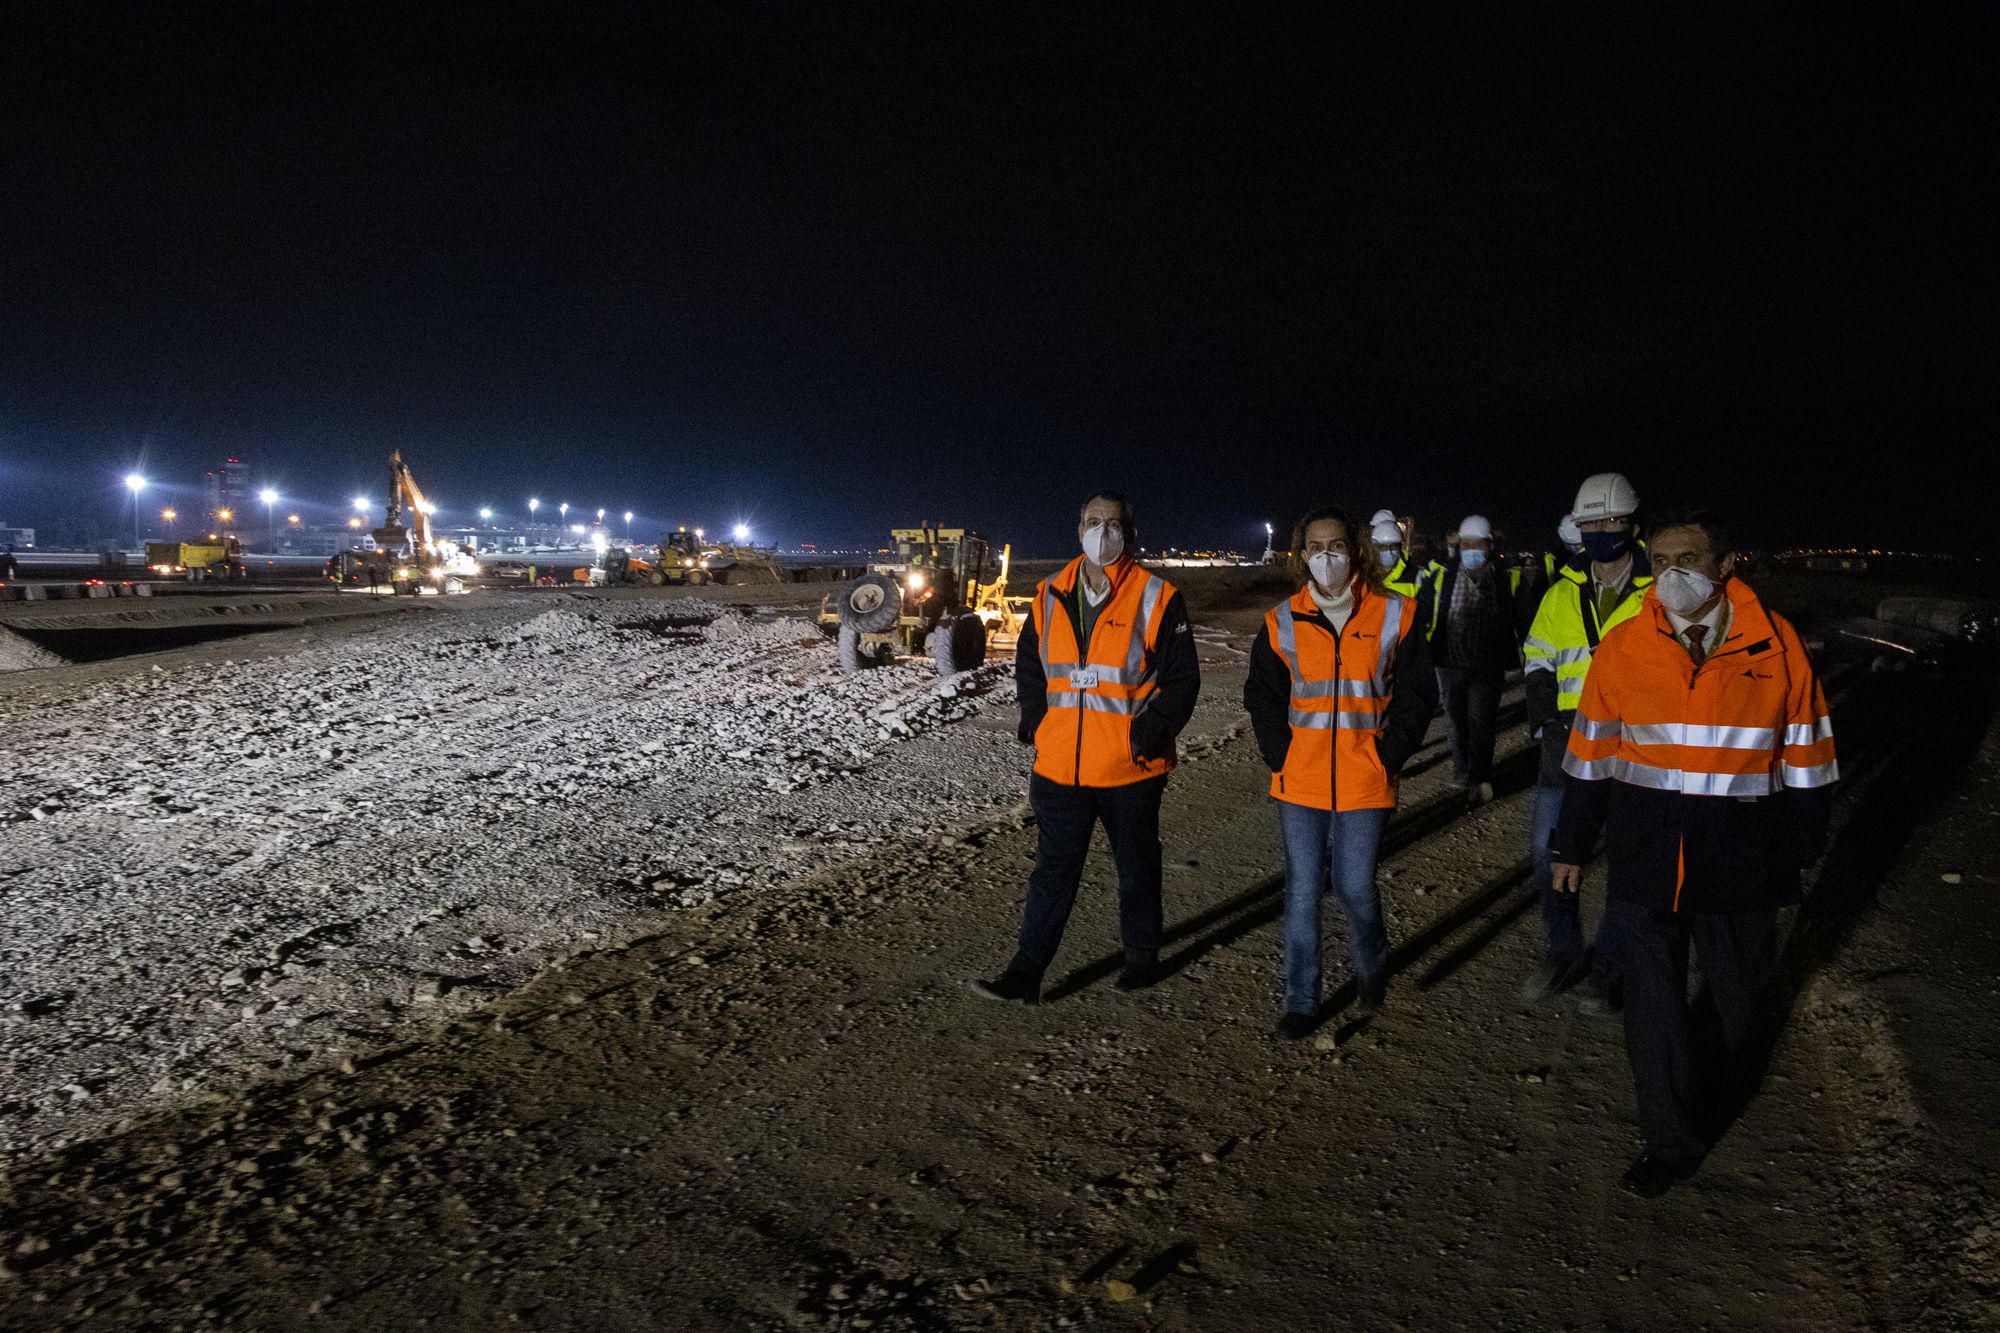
[1287,505,1382,593]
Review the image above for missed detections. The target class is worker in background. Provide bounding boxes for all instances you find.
[971,492,1201,1004]
[1245,506,1436,1035]
[1372,516,1420,597]
[1545,513,1585,583]
[1520,472,1649,1011]
[1417,515,1527,805]
[1551,512,1837,1197]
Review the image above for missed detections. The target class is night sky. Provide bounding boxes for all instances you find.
[2,3,1992,552]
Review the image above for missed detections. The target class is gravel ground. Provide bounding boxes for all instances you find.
[0,593,1105,1153]
[1,577,1994,1330]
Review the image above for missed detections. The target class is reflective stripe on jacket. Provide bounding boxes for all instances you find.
[1523,563,1654,714]
[1262,583,1415,811]
[1383,555,1419,599]
[1554,577,1838,912]
[1031,555,1178,788]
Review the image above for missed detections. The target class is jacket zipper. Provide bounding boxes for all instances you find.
[1071,574,1107,787]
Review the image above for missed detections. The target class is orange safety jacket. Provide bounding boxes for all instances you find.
[1262,583,1418,811]
[1555,576,1838,911]
[1031,555,1179,788]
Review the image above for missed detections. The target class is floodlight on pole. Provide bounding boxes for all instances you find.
[732,523,751,543]
[260,488,279,553]
[123,474,148,547]
[623,510,633,538]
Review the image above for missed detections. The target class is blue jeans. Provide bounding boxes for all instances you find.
[1277,802,1390,1015]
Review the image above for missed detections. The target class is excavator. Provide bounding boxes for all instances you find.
[349,452,477,594]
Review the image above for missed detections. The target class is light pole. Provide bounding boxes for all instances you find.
[163,508,177,541]
[260,488,279,554]
[124,473,147,549]
[559,503,569,544]
[623,510,633,540]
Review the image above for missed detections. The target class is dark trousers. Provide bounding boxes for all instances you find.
[1008,773,1167,978]
[1607,902,1777,1170]
[1436,665,1504,787]
[1529,778,1617,974]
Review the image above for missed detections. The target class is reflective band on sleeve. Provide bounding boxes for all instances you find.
[1524,634,1557,657]
[1525,658,1556,675]
[1562,753,1619,780]
[1625,722,1779,751]
[1781,760,1840,788]
[1786,717,1834,745]
[1573,716,1623,740]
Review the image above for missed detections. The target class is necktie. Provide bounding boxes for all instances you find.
[1683,623,1708,662]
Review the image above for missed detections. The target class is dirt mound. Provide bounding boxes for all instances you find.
[0,624,66,672]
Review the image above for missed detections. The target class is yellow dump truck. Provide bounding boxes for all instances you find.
[146,538,245,581]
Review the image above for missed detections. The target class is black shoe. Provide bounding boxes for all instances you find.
[1112,960,1162,992]
[1275,1012,1314,1041]
[1620,1152,1696,1198]
[1355,976,1386,1017]
[968,971,1040,1004]
[1576,974,1622,1017]
[1520,954,1586,1005]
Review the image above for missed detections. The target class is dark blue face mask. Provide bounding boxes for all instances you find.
[1580,530,1631,563]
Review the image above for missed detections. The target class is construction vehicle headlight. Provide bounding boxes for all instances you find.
[907,571,927,590]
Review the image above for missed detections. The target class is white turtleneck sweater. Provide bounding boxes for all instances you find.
[1308,581,1355,634]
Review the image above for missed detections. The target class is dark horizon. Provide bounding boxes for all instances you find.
[3,4,1993,554]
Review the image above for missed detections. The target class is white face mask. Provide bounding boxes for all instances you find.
[1655,566,1718,616]
[1377,548,1401,570]
[1307,551,1351,594]
[1081,522,1124,567]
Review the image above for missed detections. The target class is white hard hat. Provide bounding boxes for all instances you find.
[1369,508,1397,527]
[1370,519,1402,546]
[1558,514,1582,546]
[1572,472,1639,522]
[1458,514,1493,541]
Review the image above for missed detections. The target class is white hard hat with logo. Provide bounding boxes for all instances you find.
[1572,473,1639,522]
[1458,514,1493,541]
[1370,519,1403,546]
[1370,508,1397,527]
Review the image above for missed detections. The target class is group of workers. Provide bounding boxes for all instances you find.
[970,477,1839,1199]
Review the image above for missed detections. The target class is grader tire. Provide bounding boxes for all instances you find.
[837,573,902,635]
[949,613,988,672]
[837,624,866,675]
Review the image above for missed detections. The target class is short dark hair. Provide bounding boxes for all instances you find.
[1082,491,1137,542]
[1652,510,1732,561]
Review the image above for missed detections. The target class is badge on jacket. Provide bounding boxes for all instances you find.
[1069,667,1100,690]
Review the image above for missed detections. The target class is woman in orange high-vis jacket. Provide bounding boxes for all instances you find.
[970,492,1201,1004]
[1550,514,1837,1197]
[1243,506,1435,1039]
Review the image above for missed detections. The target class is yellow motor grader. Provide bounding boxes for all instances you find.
[818,525,1030,675]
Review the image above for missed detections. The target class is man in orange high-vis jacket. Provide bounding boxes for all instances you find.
[1551,513,1837,1197]
[971,492,1201,1003]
